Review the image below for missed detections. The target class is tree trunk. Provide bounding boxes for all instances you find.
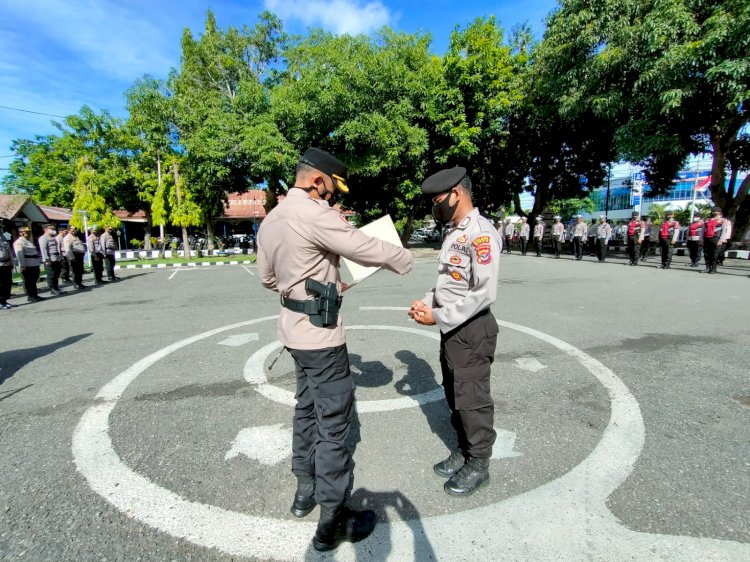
[156,151,164,258]
[144,211,153,251]
[172,162,192,259]
[206,217,215,251]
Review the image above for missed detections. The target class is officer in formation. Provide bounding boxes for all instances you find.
[551,215,565,258]
[658,211,680,269]
[410,166,502,498]
[87,226,106,284]
[587,219,597,256]
[639,217,653,261]
[518,216,530,255]
[39,224,64,295]
[625,211,645,266]
[100,225,119,281]
[686,214,704,267]
[0,230,13,309]
[502,217,514,254]
[257,147,413,552]
[594,215,612,262]
[571,215,588,260]
[56,228,71,283]
[533,216,545,257]
[701,206,732,274]
[13,226,43,302]
[64,226,87,289]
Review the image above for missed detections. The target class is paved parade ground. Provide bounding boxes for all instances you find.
[0,252,748,561]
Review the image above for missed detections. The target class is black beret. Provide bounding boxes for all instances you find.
[631,211,639,216]
[421,167,466,195]
[711,205,721,212]
[299,147,348,193]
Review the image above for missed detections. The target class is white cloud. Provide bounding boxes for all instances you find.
[264,0,392,35]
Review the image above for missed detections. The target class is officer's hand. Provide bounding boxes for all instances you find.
[341,282,351,292]
[408,300,422,319]
[413,306,436,326]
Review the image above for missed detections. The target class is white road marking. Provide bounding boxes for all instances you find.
[359,306,410,311]
[515,357,547,373]
[241,265,254,276]
[491,429,522,459]
[218,333,259,347]
[72,315,750,561]
[243,325,445,412]
[168,270,179,280]
[225,424,291,465]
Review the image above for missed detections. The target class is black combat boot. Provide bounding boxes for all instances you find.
[290,474,316,518]
[433,450,466,478]
[443,457,490,497]
[312,506,377,552]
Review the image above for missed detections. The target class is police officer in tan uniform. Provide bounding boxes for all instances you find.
[571,215,588,260]
[14,226,43,302]
[257,147,413,551]
[502,218,514,253]
[551,215,564,258]
[0,230,14,309]
[518,217,530,255]
[409,166,501,497]
[533,216,545,257]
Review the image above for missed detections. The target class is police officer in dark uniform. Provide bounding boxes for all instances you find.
[410,167,502,497]
[625,211,644,266]
[658,211,680,269]
[257,147,413,551]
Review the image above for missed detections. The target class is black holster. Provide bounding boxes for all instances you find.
[281,279,342,328]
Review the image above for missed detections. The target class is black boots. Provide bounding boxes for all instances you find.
[443,457,490,497]
[290,475,316,518]
[312,506,377,552]
[433,450,466,478]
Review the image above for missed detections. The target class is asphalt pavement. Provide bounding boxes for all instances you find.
[0,251,747,561]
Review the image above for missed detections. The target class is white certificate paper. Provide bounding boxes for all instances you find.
[342,215,402,286]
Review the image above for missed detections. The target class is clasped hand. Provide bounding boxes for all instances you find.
[408,300,435,325]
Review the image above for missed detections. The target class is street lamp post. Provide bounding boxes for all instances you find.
[77,210,93,270]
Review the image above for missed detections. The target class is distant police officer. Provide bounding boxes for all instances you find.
[410,166,501,498]
[687,214,704,267]
[0,230,13,309]
[625,211,645,266]
[518,217,530,255]
[533,216,545,257]
[587,220,597,256]
[257,147,413,552]
[502,218,514,254]
[64,226,87,289]
[658,211,680,269]
[87,226,106,284]
[551,216,564,258]
[639,217,653,261]
[571,215,587,260]
[100,225,119,281]
[56,228,71,283]
[595,216,612,262]
[39,224,64,295]
[14,226,43,302]
[702,206,732,274]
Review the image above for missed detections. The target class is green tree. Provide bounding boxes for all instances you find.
[70,157,122,230]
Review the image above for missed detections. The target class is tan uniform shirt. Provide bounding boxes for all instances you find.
[421,208,502,333]
[64,233,86,258]
[100,231,117,254]
[257,188,413,350]
[13,237,41,267]
[519,223,530,239]
[533,223,544,239]
[572,221,588,238]
[552,222,565,239]
[595,222,612,242]
[503,222,514,237]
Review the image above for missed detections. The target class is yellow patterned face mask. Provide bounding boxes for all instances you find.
[332,173,349,193]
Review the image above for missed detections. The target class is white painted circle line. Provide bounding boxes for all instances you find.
[243,325,443,413]
[72,314,745,560]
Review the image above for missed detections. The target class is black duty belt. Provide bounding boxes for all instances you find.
[280,296,319,315]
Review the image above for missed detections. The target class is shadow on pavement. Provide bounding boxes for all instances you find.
[0,333,91,385]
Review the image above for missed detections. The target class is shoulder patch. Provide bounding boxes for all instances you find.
[456,234,468,243]
[451,271,463,281]
[449,254,461,265]
[472,235,492,265]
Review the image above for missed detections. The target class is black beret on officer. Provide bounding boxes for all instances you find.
[421,167,467,195]
[299,147,349,193]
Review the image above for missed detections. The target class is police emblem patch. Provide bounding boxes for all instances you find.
[449,255,461,265]
[472,235,492,265]
[451,271,462,281]
[456,234,468,243]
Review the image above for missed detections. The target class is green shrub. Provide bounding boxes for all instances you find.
[130,238,143,249]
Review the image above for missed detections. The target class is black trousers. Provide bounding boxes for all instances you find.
[289,344,354,510]
[0,265,11,304]
[503,235,511,253]
[596,238,608,261]
[552,238,562,257]
[687,240,702,264]
[60,255,71,281]
[22,266,40,298]
[704,238,720,268]
[627,236,639,264]
[573,237,584,259]
[534,237,543,256]
[587,236,596,255]
[105,254,116,279]
[639,237,651,259]
[92,256,104,281]
[440,310,498,459]
[659,239,673,265]
[45,260,61,290]
[520,237,528,255]
[70,253,85,285]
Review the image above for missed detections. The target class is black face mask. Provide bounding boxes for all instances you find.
[431,191,458,225]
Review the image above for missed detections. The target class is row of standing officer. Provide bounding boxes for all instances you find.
[257,148,502,552]
[0,223,119,308]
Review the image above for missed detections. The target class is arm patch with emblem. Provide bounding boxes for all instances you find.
[472,235,492,265]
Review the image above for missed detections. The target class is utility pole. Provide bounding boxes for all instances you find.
[77,210,92,270]
[604,164,611,219]
[689,156,700,223]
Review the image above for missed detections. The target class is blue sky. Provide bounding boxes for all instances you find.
[0,0,558,165]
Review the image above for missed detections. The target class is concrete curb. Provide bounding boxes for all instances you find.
[114,260,255,270]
